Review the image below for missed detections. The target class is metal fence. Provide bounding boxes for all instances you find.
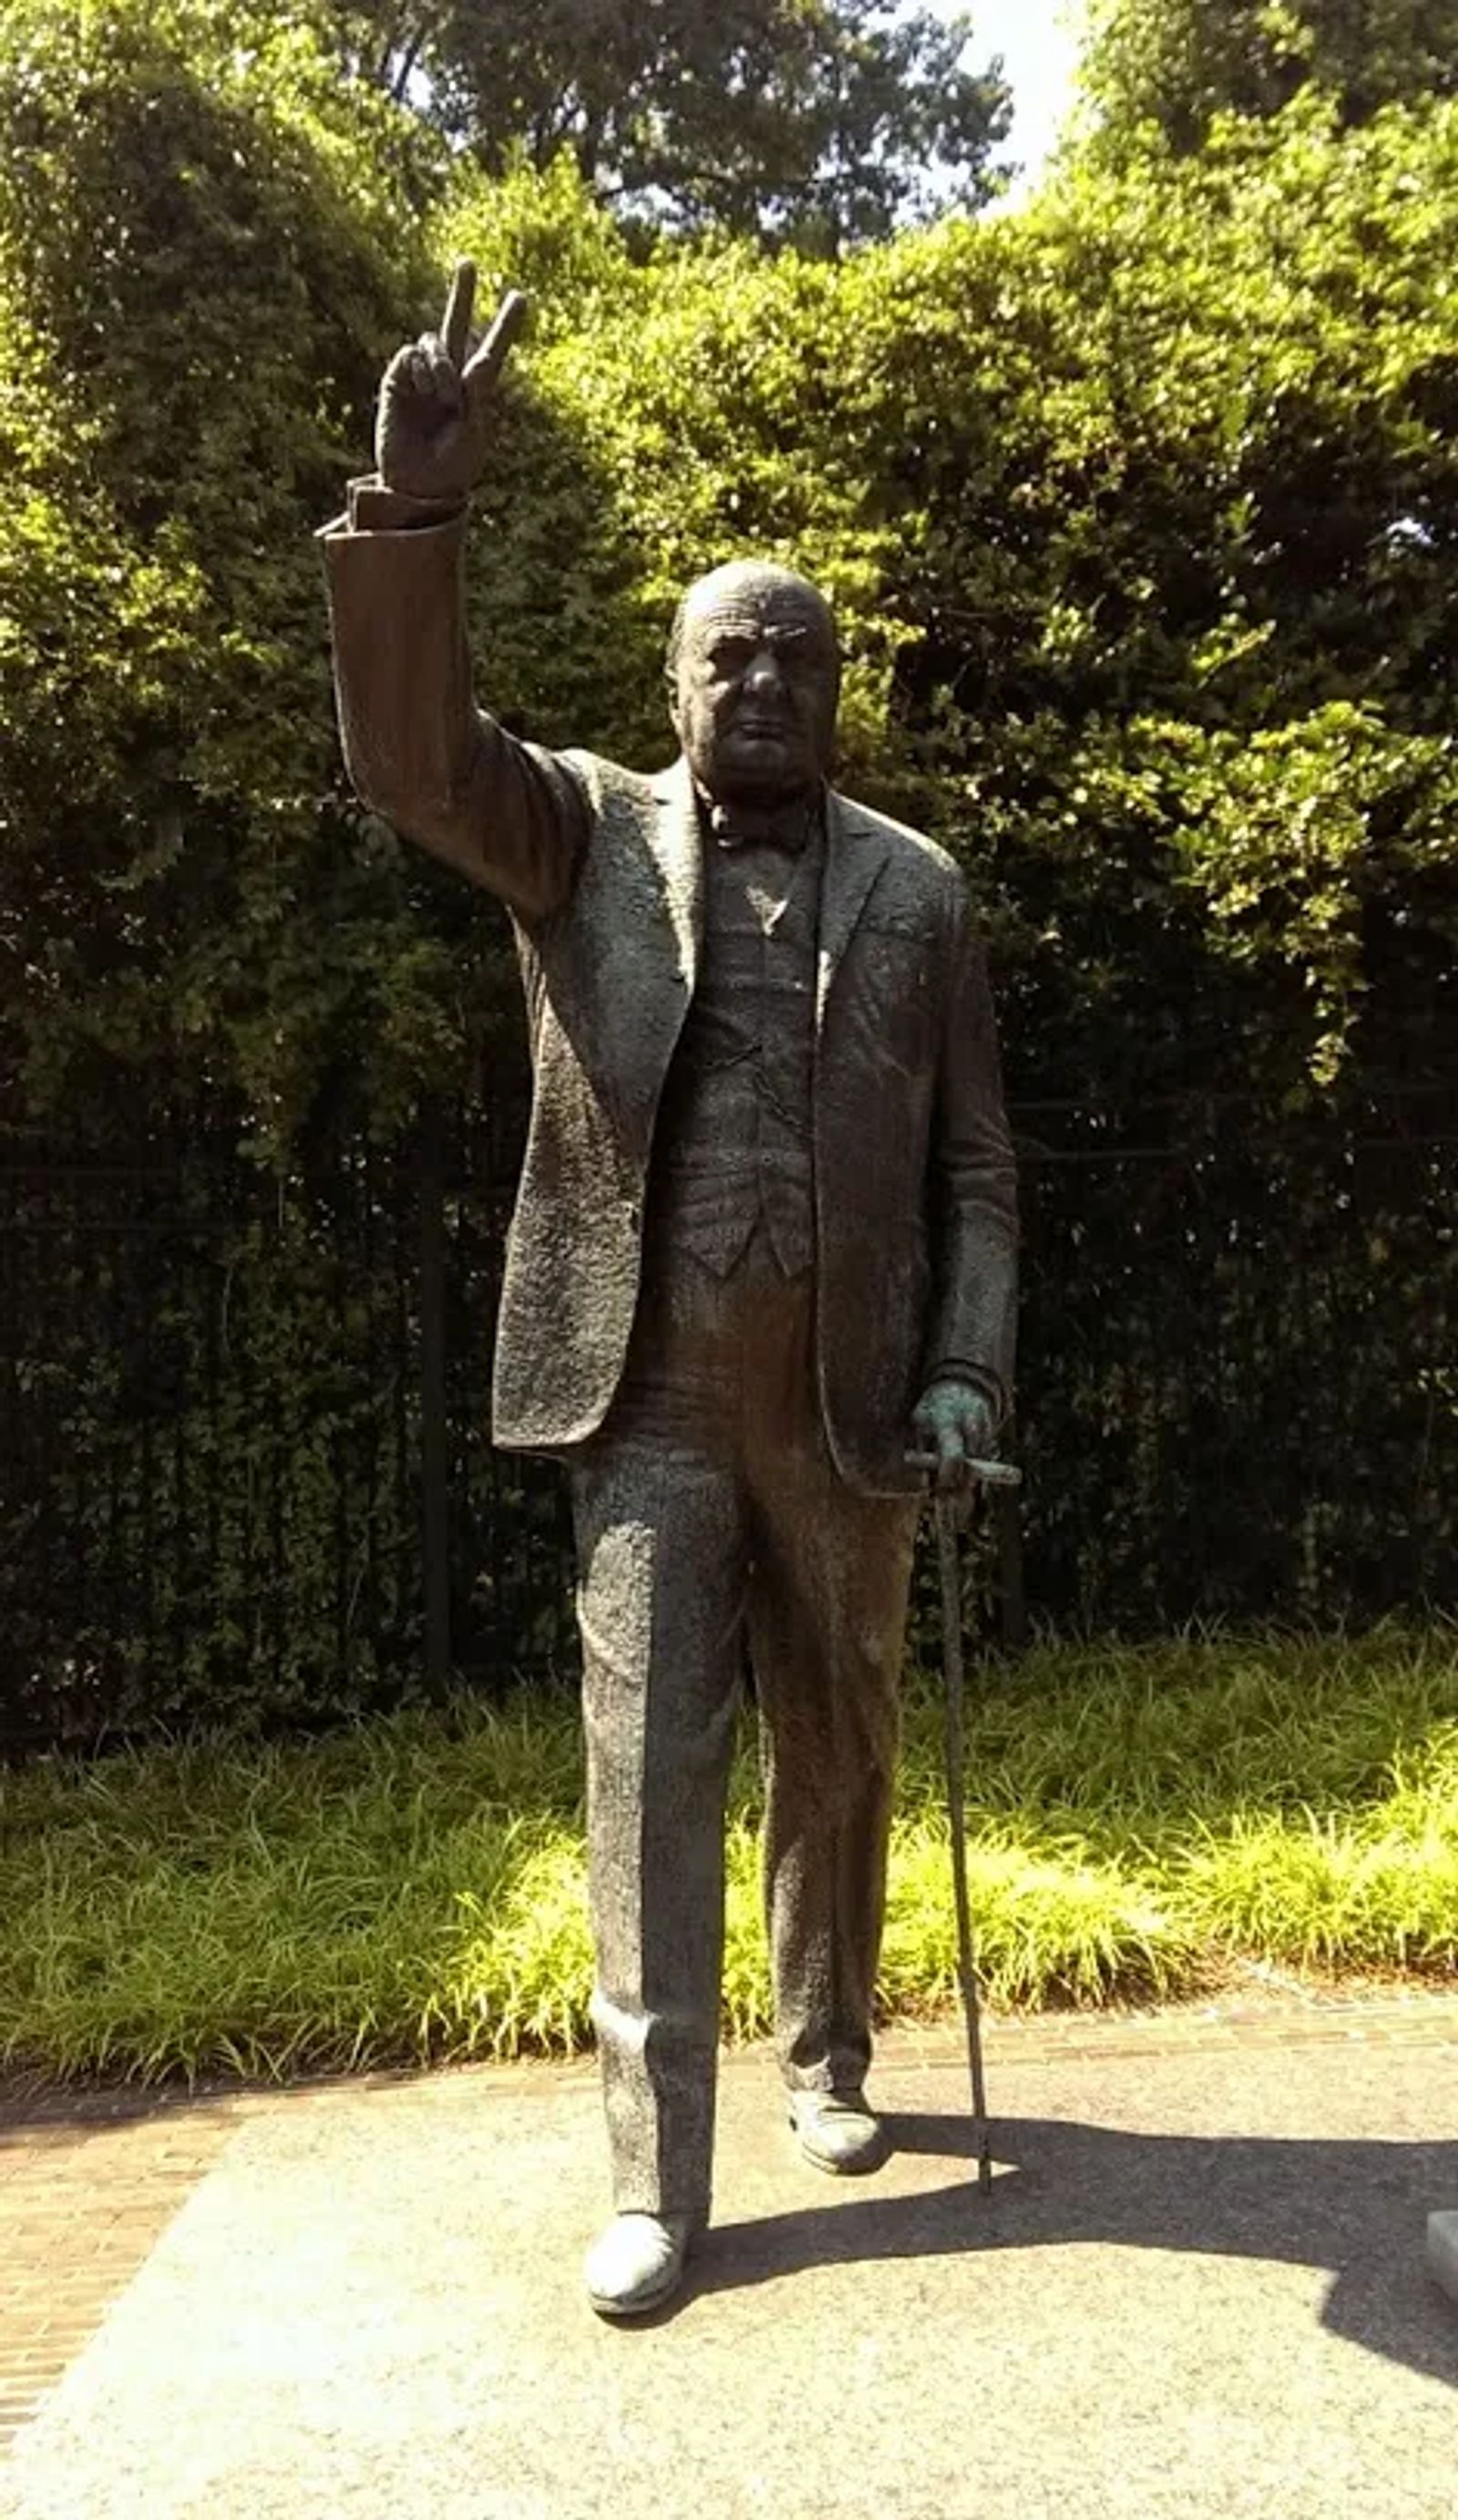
[2,1089,1453,1751]
[1011,1089,1456,1630]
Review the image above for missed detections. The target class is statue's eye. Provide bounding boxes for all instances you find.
[706,638,755,675]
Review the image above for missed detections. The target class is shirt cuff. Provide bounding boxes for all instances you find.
[344,475,467,533]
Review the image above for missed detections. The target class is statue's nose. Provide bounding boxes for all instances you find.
[743,647,786,696]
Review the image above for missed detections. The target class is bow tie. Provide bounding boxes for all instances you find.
[705,797,816,854]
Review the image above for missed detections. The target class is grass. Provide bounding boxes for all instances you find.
[2,1625,1456,2087]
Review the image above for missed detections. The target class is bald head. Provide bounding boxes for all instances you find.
[667,559,841,806]
[667,561,838,674]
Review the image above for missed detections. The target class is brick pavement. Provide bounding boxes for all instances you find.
[0,2089,243,2452]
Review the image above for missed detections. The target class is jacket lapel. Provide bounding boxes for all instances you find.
[650,757,704,995]
[645,769,889,1025]
[816,790,891,1027]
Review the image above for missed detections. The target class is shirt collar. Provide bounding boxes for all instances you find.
[699,786,824,855]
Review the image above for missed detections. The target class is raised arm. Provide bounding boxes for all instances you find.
[320,263,589,923]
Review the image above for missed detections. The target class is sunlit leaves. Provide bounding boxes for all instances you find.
[0,0,450,1137]
[3,5,1454,1143]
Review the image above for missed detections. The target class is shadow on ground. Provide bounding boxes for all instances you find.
[696,2112,1458,2390]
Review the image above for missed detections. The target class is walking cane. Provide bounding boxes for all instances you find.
[907,1450,1023,2198]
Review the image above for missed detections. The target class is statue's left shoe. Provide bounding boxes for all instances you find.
[788,2087,888,2175]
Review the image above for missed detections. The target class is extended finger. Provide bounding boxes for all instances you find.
[958,1400,992,1457]
[462,287,529,398]
[442,259,476,369]
[936,1415,969,1495]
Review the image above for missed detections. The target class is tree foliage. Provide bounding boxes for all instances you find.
[451,96,1458,1100]
[5,13,1457,1127]
[334,0,1011,249]
[1082,0,1458,156]
[0,0,494,1141]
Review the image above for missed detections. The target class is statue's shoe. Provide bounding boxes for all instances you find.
[584,2211,697,2319]
[788,2087,888,2175]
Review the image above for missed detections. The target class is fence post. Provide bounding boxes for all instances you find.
[995,1477,1028,1651]
[417,1098,452,1700]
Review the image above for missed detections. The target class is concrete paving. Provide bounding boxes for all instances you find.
[2,1996,1456,2518]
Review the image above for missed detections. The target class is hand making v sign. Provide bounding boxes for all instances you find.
[374,258,528,504]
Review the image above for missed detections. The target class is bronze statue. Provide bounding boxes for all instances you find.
[322,262,1018,2318]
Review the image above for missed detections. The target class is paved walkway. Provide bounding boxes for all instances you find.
[2,1991,1456,2517]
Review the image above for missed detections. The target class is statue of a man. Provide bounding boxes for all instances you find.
[323,263,1018,2318]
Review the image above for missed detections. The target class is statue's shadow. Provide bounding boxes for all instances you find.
[692,2112,1458,2388]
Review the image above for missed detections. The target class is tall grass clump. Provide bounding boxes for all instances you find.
[1,1625,1455,2085]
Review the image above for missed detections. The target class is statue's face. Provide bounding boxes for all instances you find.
[669,564,840,805]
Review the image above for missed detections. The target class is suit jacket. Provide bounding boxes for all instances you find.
[322,502,1018,1496]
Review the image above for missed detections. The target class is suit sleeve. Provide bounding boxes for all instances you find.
[318,480,589,922]
[921,888,1019,1423]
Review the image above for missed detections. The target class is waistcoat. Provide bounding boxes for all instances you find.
[645,818,822,1279]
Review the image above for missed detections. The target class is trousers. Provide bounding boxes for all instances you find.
[568,1226,919,2217]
